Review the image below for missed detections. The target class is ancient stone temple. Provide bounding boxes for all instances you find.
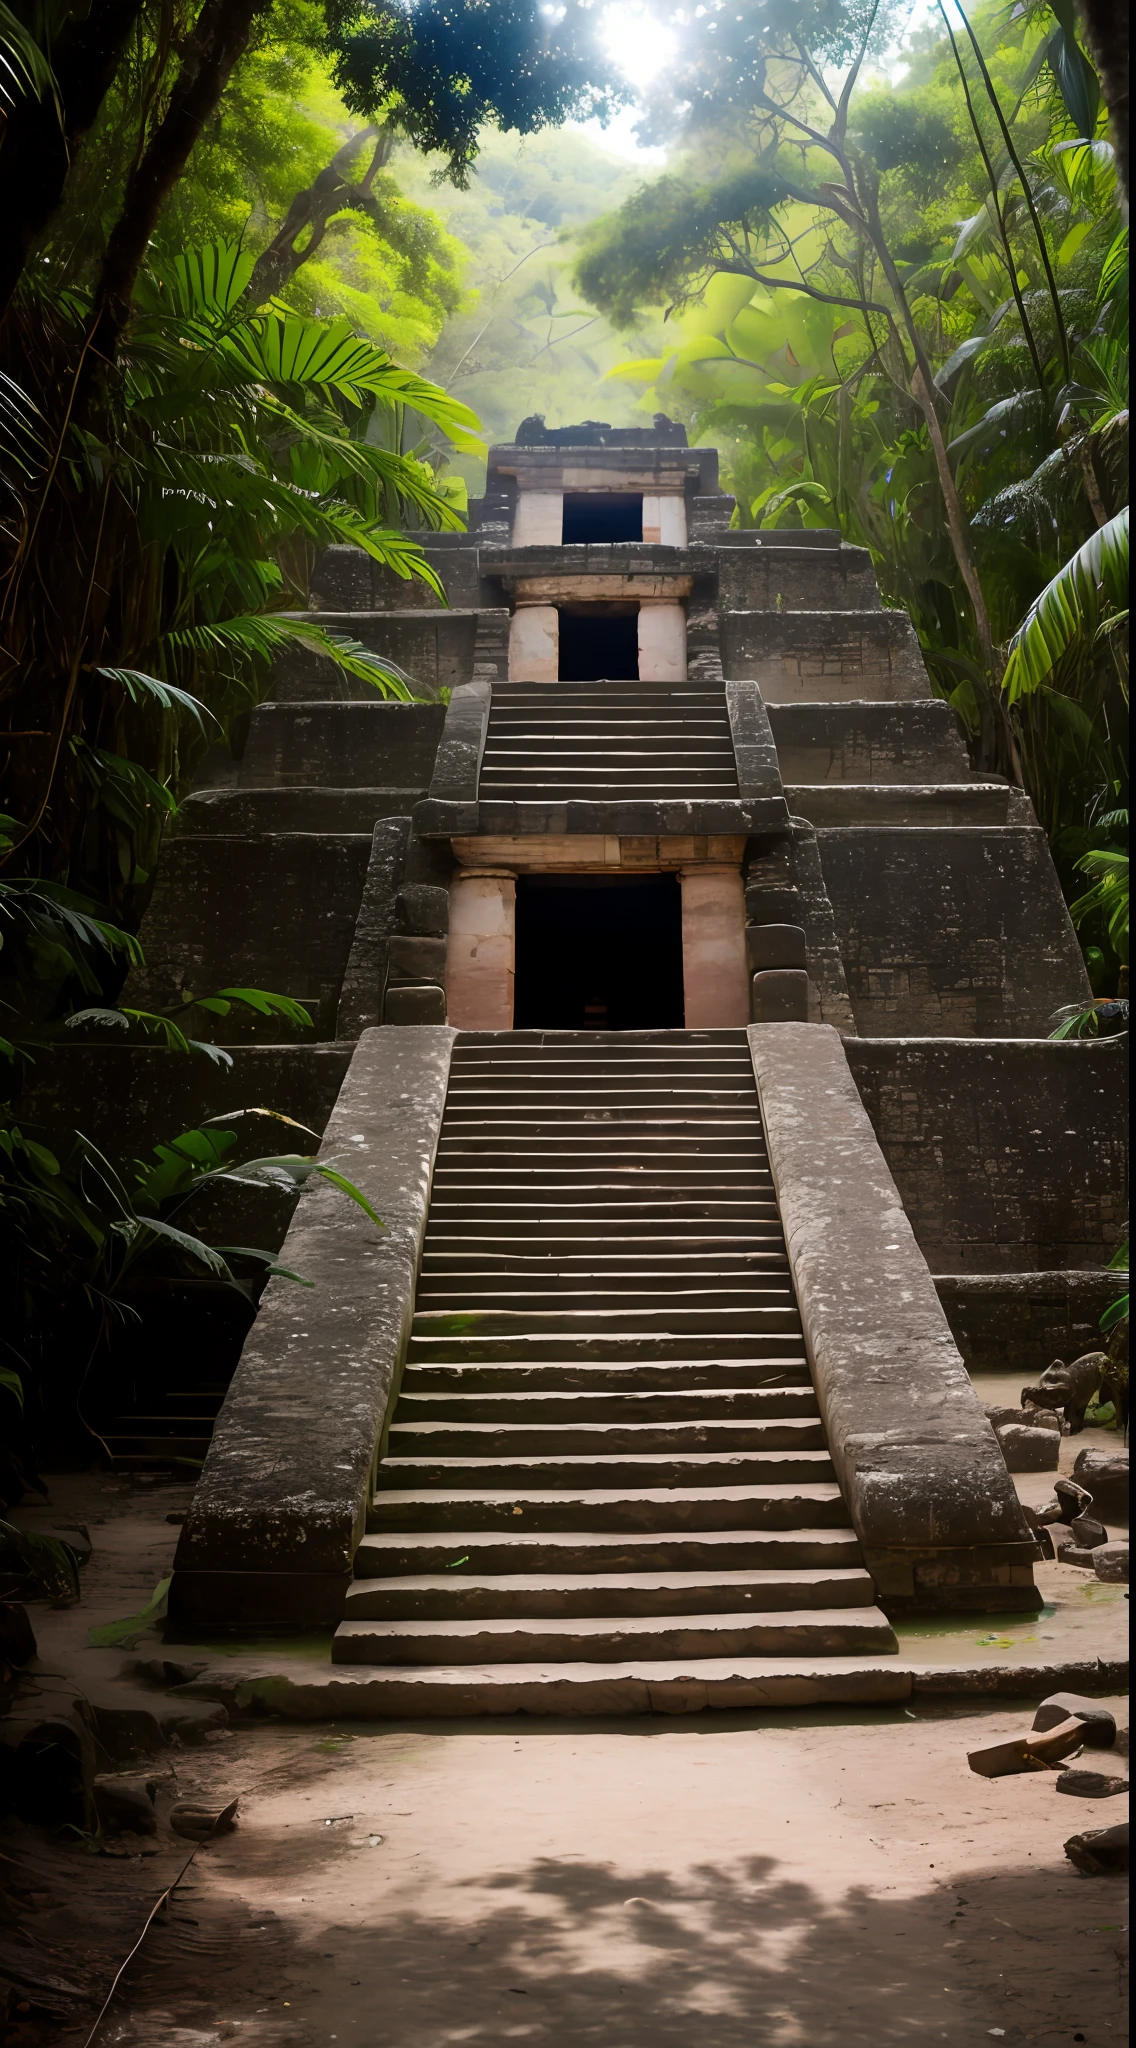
[39,418,1126,1709]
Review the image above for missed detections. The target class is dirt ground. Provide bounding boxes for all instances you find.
[2,1469,1130,2048]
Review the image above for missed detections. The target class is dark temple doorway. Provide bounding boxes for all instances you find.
[557,606,639,680]
[562,492,643,543]
[513,875,685,1029]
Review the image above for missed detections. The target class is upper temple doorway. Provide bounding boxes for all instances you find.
[561,492,643,543]
[513,874,685,1029]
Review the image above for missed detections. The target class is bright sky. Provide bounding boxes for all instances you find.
[572,0,943,162]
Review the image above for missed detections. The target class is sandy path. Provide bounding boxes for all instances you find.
[95,1700,1127,2048]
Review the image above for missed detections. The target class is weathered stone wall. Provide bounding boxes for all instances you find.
[126,834,372,1037]
[845,1037,1128,1270]
[15,1044,352,1252]
[269,614,486,700]
[312,540,487,611]
[239,702,446,789]
[722,611,925,698]
[767,701,973,784]
[717,546,880,613]
[818,825,1090,1035]
[935,1272,1127,1380]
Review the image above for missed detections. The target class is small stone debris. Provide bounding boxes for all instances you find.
[1032,1695,1117,1748]
[1055,1769,1129,1799]
[1072,1447,1130,1521]
[984,1403,1060,1433]
[93,1774,159,1835]
[1057,1542,1098,1568]
[1092,1542,1129,1583]
[968,1715,1087,1778]
[1063,1822,1130,1875]
[1054,1477,1093,1520]
[994,1422,1060,1472]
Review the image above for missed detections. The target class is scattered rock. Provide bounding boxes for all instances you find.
[1093,1542,1129,1583]
[169,1796,239,1840]
[93,1774,158,1835]
[968,1716,1087,1778]
[1055,1769,1129,1798]
[1068,1512,1108,1549]
[1057,1541,1097,1568]
[130,1657,208,1689]
[1021,1499,1064,1530]
[1023,1351,1108,1432]
[1072,1448,1130,1521]
[1054,1479,1095,1529]
[1032,1695,1116,1748]
[985,1403,1059,1432]
[1063,1822,1130,1874]
[995,1422,1061,1471]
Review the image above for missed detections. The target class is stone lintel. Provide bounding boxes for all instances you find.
[508,463,693,493]
[170,1026,456,1628]
[747,1022,1039,1613]
[513,573,695,603]
[449,833,751,873]
[414,795,789,841]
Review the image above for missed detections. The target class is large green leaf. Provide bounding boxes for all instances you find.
[1001,508,1129,700]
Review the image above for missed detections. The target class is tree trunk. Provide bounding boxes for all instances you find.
[245,126,390,305]
[1078,0,1130,208]
[89,0,273,366]
[0,0,146,319]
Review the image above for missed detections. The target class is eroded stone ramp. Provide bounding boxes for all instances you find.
[332,1030,898,1694]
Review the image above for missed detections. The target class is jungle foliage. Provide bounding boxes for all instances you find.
[575,1,1129,975]
[0,0,622,1461]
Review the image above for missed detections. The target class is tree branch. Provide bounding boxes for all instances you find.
[89,0,273,370]
[0,0,146,317]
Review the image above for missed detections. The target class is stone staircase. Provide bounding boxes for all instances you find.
[478,679,739,801]
[333,1030,898,1691]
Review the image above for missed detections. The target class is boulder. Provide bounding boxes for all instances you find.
[1072,1447,1129,1521]
[93,1774,158,1835]
[1055,1477,1093,1520]
[995,1422,1061,1472]
[1057,1540,1097,1567]
[1055,1769,1129,1798]
[1093,1542,1129,1583]
[1063,1822,1129,1874]
[1022,1351,1107,1432]
[1068,1512,1108,1548]
[985,1404,1060,1433]
[1032,1695,1116,1748]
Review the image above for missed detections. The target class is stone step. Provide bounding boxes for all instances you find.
[419,1253,792,1276]
[394,1385,818,1421]
[314,1656,912,1711]
[412,1287,796,1312]
[332,1606,897,1665]
[402,1356,811,1388]
[410,1307,803,1335]
[374,1449,834,1491]
[422,1220,782,1241]
[407,1333,809,1363]
[343,1566,873,1622]
[367,1482,847,1533]
[386,1417,824,1457]
[352,1526,858,1575]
